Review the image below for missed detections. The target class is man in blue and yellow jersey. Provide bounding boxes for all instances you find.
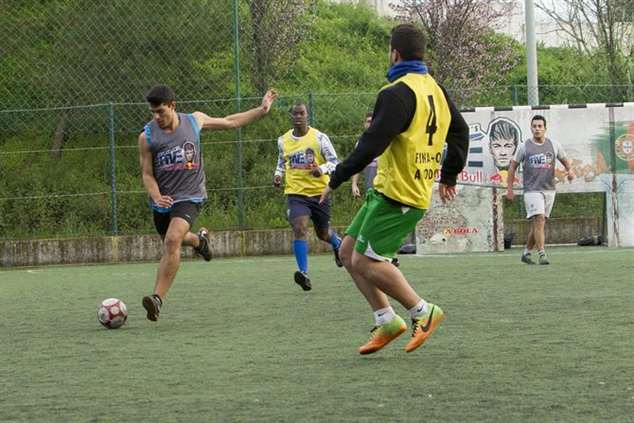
[321,24,469,354]
[139,85,277,322]
[273,102,343,292]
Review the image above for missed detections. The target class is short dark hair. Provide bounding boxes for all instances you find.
[531,115,547,127]
[146,85,176,106]
[288,101,308,114]
[390,24,425,61]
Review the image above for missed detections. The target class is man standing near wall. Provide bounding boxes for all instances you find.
[506,115,574,265]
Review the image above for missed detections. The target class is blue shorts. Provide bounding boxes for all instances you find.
[287,195,331,229]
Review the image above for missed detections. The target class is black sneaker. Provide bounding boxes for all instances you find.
[521,253,535,265]
[391,257,400,267]
[142,294,162,322]
[333,248,343,267]
[194,227,212,261]
[294,271,312,291]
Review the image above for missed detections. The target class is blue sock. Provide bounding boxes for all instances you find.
[293,239,309,273]
[329,232,342,250]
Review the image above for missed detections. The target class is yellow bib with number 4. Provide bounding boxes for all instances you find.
[373,73,451,209]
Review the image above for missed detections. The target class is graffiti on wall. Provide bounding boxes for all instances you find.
[419,104,634,251]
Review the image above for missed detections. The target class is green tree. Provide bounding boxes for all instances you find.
[537,0,633,100]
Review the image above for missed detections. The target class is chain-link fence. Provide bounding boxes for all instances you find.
[1,1,632,239]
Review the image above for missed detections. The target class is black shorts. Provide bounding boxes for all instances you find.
[287,195,331,229]
[153,201,201,237]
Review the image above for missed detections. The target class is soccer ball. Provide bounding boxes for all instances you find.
[97,298,128,329]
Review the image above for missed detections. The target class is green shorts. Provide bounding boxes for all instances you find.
[346,189,425,261]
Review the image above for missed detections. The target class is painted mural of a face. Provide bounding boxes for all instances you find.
[488,118,521,170]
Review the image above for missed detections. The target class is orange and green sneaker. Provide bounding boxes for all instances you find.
[405,304,445,353]
[358,315,407,355]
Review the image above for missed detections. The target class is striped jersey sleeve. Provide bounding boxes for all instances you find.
[316,131,338,175]
[274,136,286,177]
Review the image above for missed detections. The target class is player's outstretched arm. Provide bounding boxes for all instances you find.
[193,89,277,130]
[327,88,405,191]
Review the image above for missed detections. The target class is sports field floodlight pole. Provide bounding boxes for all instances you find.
[525,0,539,106]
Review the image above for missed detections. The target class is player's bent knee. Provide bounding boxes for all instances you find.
[291,223,308,239]
[163,234,183,253]
[293,230,308,239]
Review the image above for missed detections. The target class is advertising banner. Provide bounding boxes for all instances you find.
[416,103,634,253]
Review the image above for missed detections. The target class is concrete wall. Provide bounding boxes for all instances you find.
[0,219,603,267]
[0,228,342,268]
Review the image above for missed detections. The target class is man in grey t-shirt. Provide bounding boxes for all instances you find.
[138,84,277,322]
[506,115,574,265]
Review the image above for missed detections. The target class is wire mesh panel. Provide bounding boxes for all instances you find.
[0,105,114,238]
[1,1,632,240]
[0,0,236,108]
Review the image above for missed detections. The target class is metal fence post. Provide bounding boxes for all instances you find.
[308,91,315,126]
[232,0,245,228]
[108,102,118,235]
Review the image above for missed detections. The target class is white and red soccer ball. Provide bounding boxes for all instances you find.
[97,298,128,329]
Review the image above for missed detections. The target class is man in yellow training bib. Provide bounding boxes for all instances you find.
[321,24,469,354]
[273,102,342,292]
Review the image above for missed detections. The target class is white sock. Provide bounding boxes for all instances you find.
[373,307,396,326]
[523,247,530,256]
[538,249,545,256]
[409,299,429,319]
